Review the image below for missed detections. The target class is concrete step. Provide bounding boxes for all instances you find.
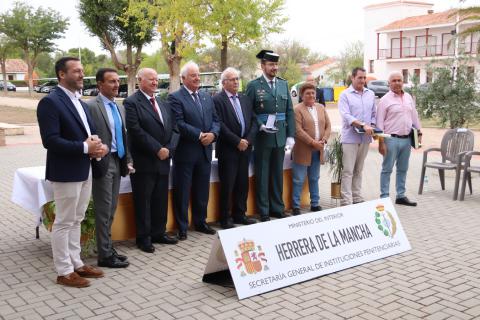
[0,122,24,136]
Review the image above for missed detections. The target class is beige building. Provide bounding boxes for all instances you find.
[364,1,479,84]
[0,59,28,81]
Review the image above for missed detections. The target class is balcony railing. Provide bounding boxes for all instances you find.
[378,42,478,59]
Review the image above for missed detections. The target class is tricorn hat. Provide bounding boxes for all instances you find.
[256,49,279,62]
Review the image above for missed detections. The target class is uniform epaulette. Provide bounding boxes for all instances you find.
[276,76,286,81]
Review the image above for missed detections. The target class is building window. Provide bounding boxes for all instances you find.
[467,66,475,80]
[414,69,420,82]
[8,75,14,81]
[369,60,374,73]
[426,70,433,83]
[391,37,411,58]
[402,69,409,83]
[416,35,437,57]
[442,33,454,55]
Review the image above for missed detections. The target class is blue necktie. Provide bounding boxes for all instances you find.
[108,102,125,159]
[231,95,245,136]
[192,92,204,116]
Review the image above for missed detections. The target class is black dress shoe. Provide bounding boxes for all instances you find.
[137,243,155,253]
[292,208,301,215]
[152,234,178,245]
[270,212,287,219]
[112,248,128,262]
[310,206,322,212]
[260,216,270,222]
[178,231,187,241]
[195,223,216,235]
[220,221,235,229]
[98,255,130,268]
[233,216,257,225]
[395,197,417,206]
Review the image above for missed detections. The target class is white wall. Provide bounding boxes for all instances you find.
[364,1,434,78]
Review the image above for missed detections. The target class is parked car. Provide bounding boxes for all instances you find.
[290,81,304,97]
[0,81,16,91]
[35,80,58,93]
[367,80,389,97]
[83,85,99,96]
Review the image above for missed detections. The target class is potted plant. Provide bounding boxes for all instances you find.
[42,199,96,258]
[326,134,343,199]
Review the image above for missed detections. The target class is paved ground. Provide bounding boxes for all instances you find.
[1,98,480,319]
[2,140,480,320]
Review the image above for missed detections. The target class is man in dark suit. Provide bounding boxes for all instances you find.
[168,61,220,240]
[298,75,326,106]
[213,67,257,229]
[87,68,131,268]
[37,57,107,287]
[124,68,179,253]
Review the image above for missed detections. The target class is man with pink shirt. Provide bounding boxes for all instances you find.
[376,71,423,206]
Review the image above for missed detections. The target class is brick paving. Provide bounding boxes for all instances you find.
[1,100,480,319]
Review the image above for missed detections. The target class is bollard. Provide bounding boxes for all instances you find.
[0,128,5,146]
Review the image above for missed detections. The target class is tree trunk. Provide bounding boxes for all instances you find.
[168,56,181,92]
[1,60,7,96]
[24,52,34,96]
[125,45,136,96]
[127,68,137,96]
[220,38,228,71]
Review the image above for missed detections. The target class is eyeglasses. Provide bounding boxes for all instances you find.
[225,77,239,82]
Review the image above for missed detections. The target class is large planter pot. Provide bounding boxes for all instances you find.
[331,182,341,199]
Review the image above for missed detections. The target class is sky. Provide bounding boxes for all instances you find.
[0,0,477,57]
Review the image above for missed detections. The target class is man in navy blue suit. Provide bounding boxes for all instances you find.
[168,61,220,240]
[37,57,108,288]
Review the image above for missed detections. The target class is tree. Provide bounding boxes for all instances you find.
[139,49,169,74]
[193,44,259,79]
[206,0,287,71]
[279,58,302,89]
[413,59,480,128]
[66,48,115,76]
[454,6,480,52]
[128,0,209,92]
[0,35,16,95]
[327,41,364,85]
[0,2,68,95]
[35,52,56,78]
[79,0,156,95]
[272,39,327,88]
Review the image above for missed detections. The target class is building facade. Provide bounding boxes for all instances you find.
[364,1,479,84]
[0,59,28,81]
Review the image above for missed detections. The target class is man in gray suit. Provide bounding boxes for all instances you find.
[88,68,131,268]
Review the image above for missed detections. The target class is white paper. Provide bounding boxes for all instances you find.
[266,114,276,128]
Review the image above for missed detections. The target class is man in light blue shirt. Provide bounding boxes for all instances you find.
[88,68,132,268]
[338,67,376,206]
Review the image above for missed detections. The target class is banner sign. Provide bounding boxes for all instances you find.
[203,198,411,299]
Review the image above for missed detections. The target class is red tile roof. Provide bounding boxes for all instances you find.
[5,59,27,73]
[306,58,336,73]
[377,9,456,31]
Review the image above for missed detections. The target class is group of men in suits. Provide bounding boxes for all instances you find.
[37,49,297,287]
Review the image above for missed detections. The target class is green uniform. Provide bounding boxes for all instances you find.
[245,75,295,218]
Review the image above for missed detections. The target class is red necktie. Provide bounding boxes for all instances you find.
[150,97,157,113]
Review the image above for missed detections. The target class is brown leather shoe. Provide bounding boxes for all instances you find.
[57,272,90,288]
[75,265,105,278]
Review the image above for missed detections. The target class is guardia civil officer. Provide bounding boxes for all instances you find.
[245,50,295,222]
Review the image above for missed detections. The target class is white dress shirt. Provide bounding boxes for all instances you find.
[57,85,91,154]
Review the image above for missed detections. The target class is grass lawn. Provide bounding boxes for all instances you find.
[0,105,37,124]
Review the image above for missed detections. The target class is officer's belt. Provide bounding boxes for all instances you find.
[257,113,286,122]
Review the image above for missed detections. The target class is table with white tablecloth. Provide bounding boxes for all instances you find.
[11,151,310,240]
